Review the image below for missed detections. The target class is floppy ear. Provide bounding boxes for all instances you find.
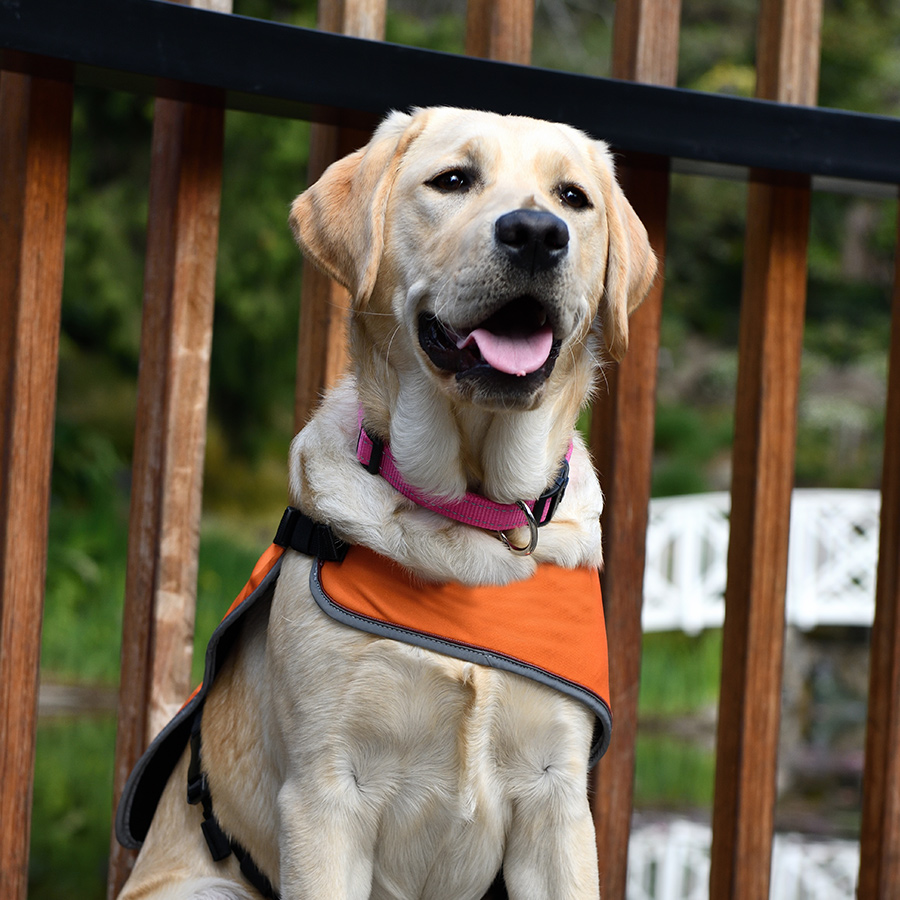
[289,110,427,305]
[596,152,658,362]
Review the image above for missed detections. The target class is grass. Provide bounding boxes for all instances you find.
[30,717,116,900]
[634,735,716,811]
[638,630,722,717]
[632,631,722,812]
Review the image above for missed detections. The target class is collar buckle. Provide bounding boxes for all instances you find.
[532,458,569,526]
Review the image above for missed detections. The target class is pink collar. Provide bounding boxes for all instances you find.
[356,410,571,533]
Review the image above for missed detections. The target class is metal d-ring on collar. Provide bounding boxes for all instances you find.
[497,501,539,556]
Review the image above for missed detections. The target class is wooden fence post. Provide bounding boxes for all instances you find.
[0,71,72,900]
[858,205,900,899]
[294,0,387,431]
[589,3,680,898]
[107,88,226,900]
[709,1,822,898]
[465,0,533,62]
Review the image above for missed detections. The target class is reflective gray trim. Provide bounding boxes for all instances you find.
[310,560,611,765]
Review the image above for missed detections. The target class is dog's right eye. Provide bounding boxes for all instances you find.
[427,169,471,193]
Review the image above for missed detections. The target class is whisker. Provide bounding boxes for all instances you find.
[384,322,404,359]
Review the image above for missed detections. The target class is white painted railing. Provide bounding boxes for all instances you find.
[642,490,880,634]
[627,819,859,900]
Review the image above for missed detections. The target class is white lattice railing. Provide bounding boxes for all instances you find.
[627,819,859,900]
[642,489,880,634]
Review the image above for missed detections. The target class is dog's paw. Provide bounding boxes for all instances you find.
[394,515,537,586]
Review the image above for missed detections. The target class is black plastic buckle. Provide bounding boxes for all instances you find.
[358,428,384,475]
[201,816,234,862]
[274,507,349,562]
[186,769,208,807]
[532,459,569,526]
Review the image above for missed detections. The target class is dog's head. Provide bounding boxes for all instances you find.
[291,108,655,414]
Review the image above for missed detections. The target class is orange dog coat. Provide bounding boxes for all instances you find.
[117,534,612,851]
[312,545,611,764]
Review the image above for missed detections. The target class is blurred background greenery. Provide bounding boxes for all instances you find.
[30,0,898,896]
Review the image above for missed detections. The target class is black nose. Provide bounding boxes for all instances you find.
[495,209,569,273]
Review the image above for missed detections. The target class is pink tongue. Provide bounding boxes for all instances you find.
[456,325,554,376]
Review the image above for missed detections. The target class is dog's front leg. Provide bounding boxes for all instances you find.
[501,790,600,900]
[277,775,378,900]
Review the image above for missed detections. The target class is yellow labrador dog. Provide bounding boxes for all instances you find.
[116,107,655,900]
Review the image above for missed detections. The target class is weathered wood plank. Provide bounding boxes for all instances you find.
[0,71,72,900]
[610,0,681,85]
[465,0,533,64]
[590,156,670,900]
[710,174,812,900]
[709,2,821,897]
[107,97,224,896]
[294,0,386,430]
[590,3,679,897]
[858,207,900,899]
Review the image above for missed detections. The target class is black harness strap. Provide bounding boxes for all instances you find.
[187,709,280,900]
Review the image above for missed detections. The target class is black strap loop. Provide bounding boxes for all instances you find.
[359,428,385,475]
[274,507,349,562]
[187,712,233,862]
[187,709,281,898]
[532,458,569,526]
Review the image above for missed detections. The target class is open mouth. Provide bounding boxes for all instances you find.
[418,297,561,383]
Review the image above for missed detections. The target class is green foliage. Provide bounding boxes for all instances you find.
[33,514,273,898]
[42,494,127,685]
[42,499,274,688]
[29,717,116,900]
[210,110,311,462]
[63,90,149,383]
[679,0,758,92]
[386,8,465,50]
[796,392,886,487]
[660,174,748,343]
[639,631,723,717]
[652,403,734,496]
[820,0,900,116]
[531,1,614,77]
[634,631,722,810]
[233,0,317,27]
[634,735,716,809]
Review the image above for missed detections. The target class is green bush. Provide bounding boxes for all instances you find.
[29,717,116,900]
[634,735,716,810]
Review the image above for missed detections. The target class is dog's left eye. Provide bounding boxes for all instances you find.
[558,184,591,209]
[427,169,471,193]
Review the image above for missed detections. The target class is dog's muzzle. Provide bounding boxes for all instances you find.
[417,297,562,390]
